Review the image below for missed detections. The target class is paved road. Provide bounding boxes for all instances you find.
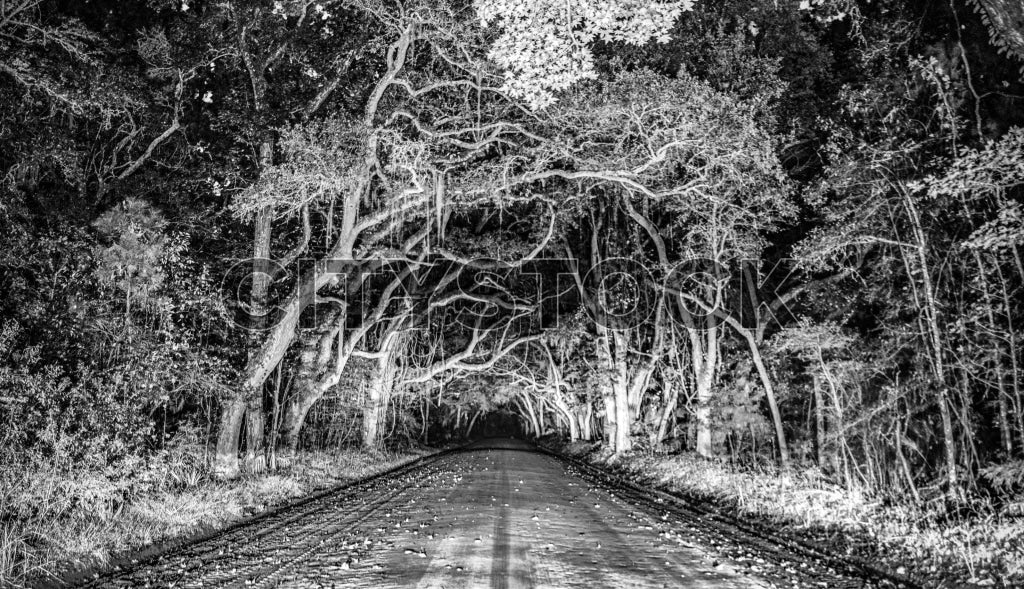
[78,440,777,588]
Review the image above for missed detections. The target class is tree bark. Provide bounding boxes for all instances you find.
[677,293,719,460]
[580,403,593,441]
[364,367,395,449]
[278,386,319,464]
[521,394,541,438]
[551,396,579,442]
[655,381,678,446]
[215,133,274,478]
[244,392,266,474]
[746,334,790,468]
[213,396,247,479]
[601,394,615,447]
[362,387,387,450]
[695,381,713,458]
[466,410,482,438]
[613,381,631,453]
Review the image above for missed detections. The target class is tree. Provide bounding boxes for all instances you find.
[546,67,791,457]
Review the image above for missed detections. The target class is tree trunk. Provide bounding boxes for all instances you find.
[521,394,541,438]
[601,393,615,447]
[552,397,579,442]
[466,410,482,438]
[686,317,718,459]
[609,331,634,454]
[362,385,387,450]
[274,311,355,465]
[244,393,266,474]
[245,137,274,473]
[655,382,678,446]
[613,381,632,453]
[695,378,713,458]
[213,134,274,479]
[278,388,318,465]
[537,398,547,436]
[421,396,430,444]
[267,368,282,471]
[580,403,593,441]
[926,318,958,487]
[213,215,363,477]
[743,329,790,468]
[252,208,273,315]
[363,374,392,449]
[213,396,247,479]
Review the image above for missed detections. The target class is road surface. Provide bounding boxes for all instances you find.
[75,440,896,588]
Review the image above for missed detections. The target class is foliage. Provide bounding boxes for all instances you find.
[981,460,1024,492]
[230,119,368,219]
[967,0,1024,70]
[92,199,174,312]
[475,0,694,108]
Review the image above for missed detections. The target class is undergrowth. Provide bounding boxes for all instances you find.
[0,440,429,588]
[556,441,1024,588]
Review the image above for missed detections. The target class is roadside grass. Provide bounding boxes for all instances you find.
[556,441,1024,588]
[0,444,432,588]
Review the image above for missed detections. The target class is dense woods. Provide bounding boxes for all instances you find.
[2,0,1024,584]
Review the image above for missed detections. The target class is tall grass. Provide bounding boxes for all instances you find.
[0,444,428,588]
[562,443,1023,587]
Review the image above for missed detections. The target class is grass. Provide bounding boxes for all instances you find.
[556,441,1024,588]
[0,444,434,588]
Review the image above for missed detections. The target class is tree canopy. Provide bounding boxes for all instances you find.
[3,0,1024,514]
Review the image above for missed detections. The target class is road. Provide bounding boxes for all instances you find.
[75,440,894,589]
[323,439,760,589]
